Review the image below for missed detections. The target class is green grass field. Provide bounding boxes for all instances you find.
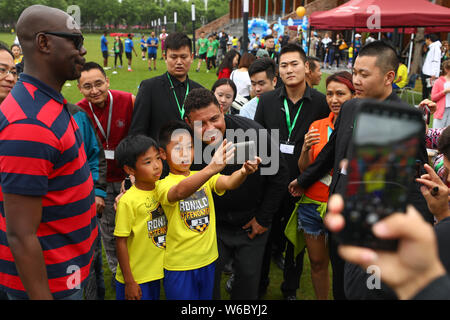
[0,32,422,300]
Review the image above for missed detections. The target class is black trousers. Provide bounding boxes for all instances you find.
[114,53,123,67]
[213,225,270,300]
[421,72,432,100]
[262,192,305,297]
[329,232,347,300]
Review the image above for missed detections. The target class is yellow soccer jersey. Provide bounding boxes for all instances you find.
[114,184,167,284]
[157,171,225,271]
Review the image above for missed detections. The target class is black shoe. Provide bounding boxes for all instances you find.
[285,295,297,300]
[272,252,285,270]
[225,273,234,294]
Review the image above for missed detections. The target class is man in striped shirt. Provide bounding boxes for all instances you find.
[0,5,97,300]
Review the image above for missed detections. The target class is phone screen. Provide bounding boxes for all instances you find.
[232,141,257,165]
[338,103,424,250]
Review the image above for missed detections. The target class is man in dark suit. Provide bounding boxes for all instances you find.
[129,32,203,140]
[289,41,436,300]
[254,43,330,300]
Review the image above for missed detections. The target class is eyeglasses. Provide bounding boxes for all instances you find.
[0,67,18,79]
[42,31,84,50]
[81,80,106,91]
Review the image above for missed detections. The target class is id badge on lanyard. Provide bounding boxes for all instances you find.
[280,99,303,155]
[89,90,115,159]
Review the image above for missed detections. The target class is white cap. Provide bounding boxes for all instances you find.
[355,33,361,38]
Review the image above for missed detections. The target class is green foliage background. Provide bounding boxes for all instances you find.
[0,0,229,32]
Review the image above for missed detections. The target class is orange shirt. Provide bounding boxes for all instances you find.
[304,112,335,202]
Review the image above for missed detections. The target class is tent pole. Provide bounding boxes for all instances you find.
[352,28,356,67]
[407,33,414,75]
[307,26,312,56]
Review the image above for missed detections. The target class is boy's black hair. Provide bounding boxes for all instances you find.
[279,43,307,63]
[184,88,220,118]
[164,32,192,54]
[158,120,194,150]
[115,134,159,169]
[358,40,399,76]
[78,61,106,81]
[248,57,276,80]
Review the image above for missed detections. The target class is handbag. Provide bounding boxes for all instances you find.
[339,41,348,50]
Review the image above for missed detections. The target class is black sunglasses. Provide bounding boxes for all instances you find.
[42,31,84,50]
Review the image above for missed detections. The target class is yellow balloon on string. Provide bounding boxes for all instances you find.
[296,6,306,18]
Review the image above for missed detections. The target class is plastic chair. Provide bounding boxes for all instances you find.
[398,74,418,106]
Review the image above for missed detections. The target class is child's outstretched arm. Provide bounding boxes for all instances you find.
[215,157,262,193]
[167,139,234,203]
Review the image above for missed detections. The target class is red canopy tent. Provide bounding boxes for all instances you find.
[309,0,450,72]
[310,0,450,30]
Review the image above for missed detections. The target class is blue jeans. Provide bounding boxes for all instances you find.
[297,202,328,238]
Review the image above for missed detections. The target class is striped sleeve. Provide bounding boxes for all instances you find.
[0,119,60,196]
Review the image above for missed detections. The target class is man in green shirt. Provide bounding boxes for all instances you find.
[206,34,219,73]
[196,31,209,72]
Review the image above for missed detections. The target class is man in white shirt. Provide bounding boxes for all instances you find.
[239,58,277,120]
[422,34,442,99]
[321,33,332,69]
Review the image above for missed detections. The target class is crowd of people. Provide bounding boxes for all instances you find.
[0,4,450,302]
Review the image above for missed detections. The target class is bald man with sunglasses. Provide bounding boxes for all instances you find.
[0,5,97,300]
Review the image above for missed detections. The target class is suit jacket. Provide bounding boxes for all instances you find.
[129,73,203,140]
[254,84,330,181]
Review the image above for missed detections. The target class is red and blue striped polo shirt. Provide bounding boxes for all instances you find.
[0,74,97,299]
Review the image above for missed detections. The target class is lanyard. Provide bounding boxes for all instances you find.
[89,90,113,149]
[283,98,304,142]
[167,72,189,119]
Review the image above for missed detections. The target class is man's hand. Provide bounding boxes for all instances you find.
[125,281,142,300]
[95,196,105,217]
[416,163,450,219]
[324,194,446,300]
[240,157,262,176]
[242,217,268,239]
[288,179,304,197]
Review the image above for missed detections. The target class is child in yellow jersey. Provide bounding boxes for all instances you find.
[157,120,261,300]
[114,135,167,300]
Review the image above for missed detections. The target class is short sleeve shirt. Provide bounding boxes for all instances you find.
[101,35,108,52]
[124,38,134,53]
[157,172,224,271]
[114,185,167,284]
[0,74,97,299]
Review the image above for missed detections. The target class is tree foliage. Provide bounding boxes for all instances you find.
[0,0,229,31]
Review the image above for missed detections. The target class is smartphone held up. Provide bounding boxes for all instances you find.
[336,100,425,251]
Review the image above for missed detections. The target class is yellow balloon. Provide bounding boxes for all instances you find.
[296,6,306,18]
